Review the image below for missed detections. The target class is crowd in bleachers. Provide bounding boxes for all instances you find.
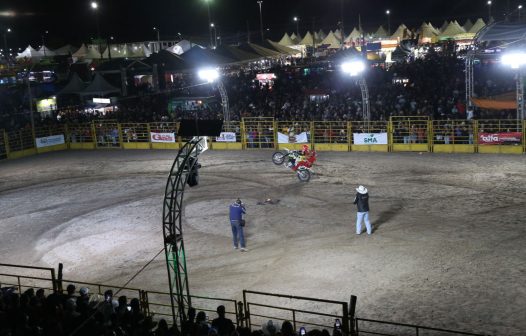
[0,284,338,336]
[0,51,518,133]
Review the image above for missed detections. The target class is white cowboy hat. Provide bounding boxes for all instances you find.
[356,185,368,194]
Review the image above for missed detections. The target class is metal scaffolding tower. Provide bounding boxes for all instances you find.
[162,137,207,327]
[358,78,370,121]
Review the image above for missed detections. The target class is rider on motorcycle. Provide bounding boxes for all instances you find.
[290,145,316,171]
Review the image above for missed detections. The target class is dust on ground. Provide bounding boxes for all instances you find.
[0,150,525,335]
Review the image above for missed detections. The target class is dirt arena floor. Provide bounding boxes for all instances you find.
[0,150,525,335]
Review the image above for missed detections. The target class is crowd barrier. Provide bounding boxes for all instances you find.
[0,263,488,335]
[1,118,525,160]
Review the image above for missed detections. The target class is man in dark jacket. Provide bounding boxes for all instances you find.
[354,185,372,235]
[211,305,235,336]
[229,198,247,251]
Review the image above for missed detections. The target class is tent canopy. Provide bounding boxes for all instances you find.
[144,50,190,72]
[391,24,408,39]
[475,22,526,42]
[375,26,388,38]
[16,45,40,59]
[58,73,88,95]
[165,40,199,55]
[237,43,283,57]
[213,45,260,63]
[81,73,120,97]
[180,46,234,67]
[261,40,299,55]
[320,31,342,49]
[463,19,474,32]
[278,33,294,46]
[300,31,315,46]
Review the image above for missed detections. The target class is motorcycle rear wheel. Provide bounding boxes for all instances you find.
[297,168,311,182]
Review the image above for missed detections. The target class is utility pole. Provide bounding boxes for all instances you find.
[257,1,264,42]
[246,21,251,43]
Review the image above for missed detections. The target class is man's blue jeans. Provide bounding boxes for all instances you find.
[231,220,246,248]
[356,212,372,235]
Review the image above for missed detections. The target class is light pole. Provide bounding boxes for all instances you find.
[153,27,160,52]
[502,52,526,123]
[204,0,213,48]
[257,1,264,42]
[293,16,300,37]
[3,28,11,68]
[90,1,102,59]
[41,30,49,57]
[342,59,370,120]
[386,10,391,36]
[519,5,523,21]
[210,23,217,48]
[487,1,492,22]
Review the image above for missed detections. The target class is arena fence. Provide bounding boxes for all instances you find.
[0,264,488,336]
[1,118,525,160]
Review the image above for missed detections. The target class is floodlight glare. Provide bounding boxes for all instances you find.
[502,53,526,69]
[342,60,366,76]
[91,1,98,9]
[198,68,220,83]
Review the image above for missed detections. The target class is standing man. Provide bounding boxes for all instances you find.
[354,185,372,235]
[229,198,247,251]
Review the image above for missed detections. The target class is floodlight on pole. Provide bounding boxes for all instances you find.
[487,0,492,21]
[502,52,526,122]
[198,68,220,83]
[257,1,264,42]
[520,5,523,21]
[502,52,526,69]
[387,10,391,36]
[91,1,98,9]
[341,59,370,120]
[342,60,366,77]
[293,16,299,36]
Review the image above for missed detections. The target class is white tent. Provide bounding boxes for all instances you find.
[418,22,438,39]
[81,73,120,97]
[439,21,466,39]
[290,32,300,44]
[314,31,321,43]
[16,45,40,59]
[428,22,441,35]
[374,26,388,38]
[126,44,151,58]
[440,21,449,33]
[72,44,89,59]
[85,44,109,60]
[300,31,315,46]
[345,27,362,42]
[318,29,327,40]
[334,29,342,40]
[38,46,55,57]
[391,24,408,39]
[320,31,342,49]
[469,18,486,34]
[54,45,77,56]
[278,33,295,46]
[463,19,474,32]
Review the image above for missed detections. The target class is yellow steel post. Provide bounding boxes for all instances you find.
[91,122,97,149]
[523,120,525,153]
[3,130,9,156]
[117,123,123,148]
[428,120,434,152]
[347,121,352,152]
[388,119,393,152]
[147,123,152,149]
[273,120,278,149]
[64,124,70,149]
[241,120,246,149]
[310,121,314,148]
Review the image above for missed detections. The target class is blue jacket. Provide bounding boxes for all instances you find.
[229,203,246,221]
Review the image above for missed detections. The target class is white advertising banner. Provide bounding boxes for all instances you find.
[215,132,237,142]
[150,132,176,143]
[277,132,309,144]
[35,134,65,148]
[353,133,388,145]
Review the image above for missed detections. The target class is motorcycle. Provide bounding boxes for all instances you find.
[272,148,315,182]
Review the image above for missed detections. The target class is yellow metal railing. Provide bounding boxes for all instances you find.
[1,119,525,160]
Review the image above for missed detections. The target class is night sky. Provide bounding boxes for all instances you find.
[0,0,518,48]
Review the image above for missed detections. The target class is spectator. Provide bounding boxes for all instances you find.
[211,305,235,336]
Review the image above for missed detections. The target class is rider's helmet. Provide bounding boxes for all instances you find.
[302,144,310,152]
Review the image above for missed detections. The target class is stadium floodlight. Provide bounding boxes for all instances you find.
[198,68,220,83]
[91,1,98,9]
[341,60,366,77]
[502,52,526,69]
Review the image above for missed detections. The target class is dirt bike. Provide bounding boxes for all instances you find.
[272,148,314,182]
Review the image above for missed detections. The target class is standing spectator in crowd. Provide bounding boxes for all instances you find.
[354,185,372,235]
[229,198,248,252]
[211,305,235,336]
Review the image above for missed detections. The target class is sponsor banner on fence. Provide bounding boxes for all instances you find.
[479,132,522,145]
[353,133,388,145]
[35,134,65,148]
[215,132,237,142]
[150,132,176,143]
[277,132,309,144]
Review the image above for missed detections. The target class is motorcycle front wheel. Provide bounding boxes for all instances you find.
[297,168,311,182]
[272,151,286,165]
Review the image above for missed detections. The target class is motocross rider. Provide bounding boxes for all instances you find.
[288,145,313,170]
